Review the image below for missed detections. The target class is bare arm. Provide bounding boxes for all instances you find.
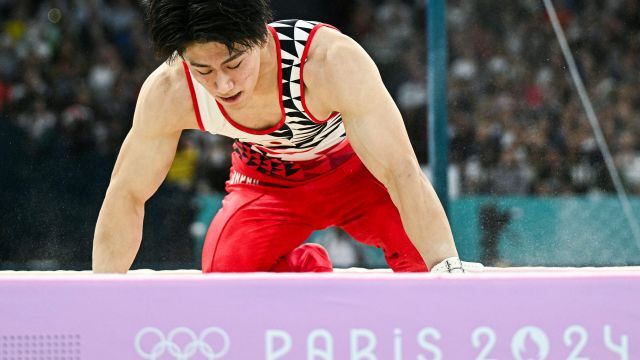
[93,65,193,273]
[316,32,458,270]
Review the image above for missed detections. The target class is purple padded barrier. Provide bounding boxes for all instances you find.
[0,271,638,359]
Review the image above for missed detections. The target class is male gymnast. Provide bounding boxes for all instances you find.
[92,0,467,274]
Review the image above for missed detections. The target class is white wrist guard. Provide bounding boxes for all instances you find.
[430,257,485,273]
[430,257,465,274]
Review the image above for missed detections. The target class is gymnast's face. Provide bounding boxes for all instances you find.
[183,41,262,108]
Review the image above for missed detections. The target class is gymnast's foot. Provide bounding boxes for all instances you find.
[271,243,333,273]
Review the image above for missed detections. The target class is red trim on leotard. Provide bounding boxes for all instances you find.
[300,24,340,124]
[182,61,205,131]
[215,25,286,135]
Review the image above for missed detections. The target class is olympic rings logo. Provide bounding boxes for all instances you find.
[134,327,230,360]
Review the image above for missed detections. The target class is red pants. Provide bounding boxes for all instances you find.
[202,155,427,272]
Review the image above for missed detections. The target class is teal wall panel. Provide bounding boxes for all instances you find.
[451,196,640,266]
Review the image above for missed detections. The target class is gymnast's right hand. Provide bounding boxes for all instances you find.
[92,62,197,273]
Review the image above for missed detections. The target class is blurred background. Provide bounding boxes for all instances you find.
[1,0,639,270]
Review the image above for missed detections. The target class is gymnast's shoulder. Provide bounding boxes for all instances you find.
[133,59,200,133]
[302,25,382,107]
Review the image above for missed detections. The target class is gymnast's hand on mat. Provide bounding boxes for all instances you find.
[430,257,485,273]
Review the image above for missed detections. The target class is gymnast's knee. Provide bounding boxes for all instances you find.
[203,255,266,273]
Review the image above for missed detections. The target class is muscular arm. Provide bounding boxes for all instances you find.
[93,65,193,273]
[314,31,458,270]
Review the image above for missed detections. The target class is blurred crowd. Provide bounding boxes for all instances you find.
[346,0,640,195]
[1,0,639,268]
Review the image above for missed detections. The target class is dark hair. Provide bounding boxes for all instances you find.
[146,0,273,61]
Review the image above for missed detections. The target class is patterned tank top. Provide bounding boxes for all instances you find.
[183,20,355,187]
